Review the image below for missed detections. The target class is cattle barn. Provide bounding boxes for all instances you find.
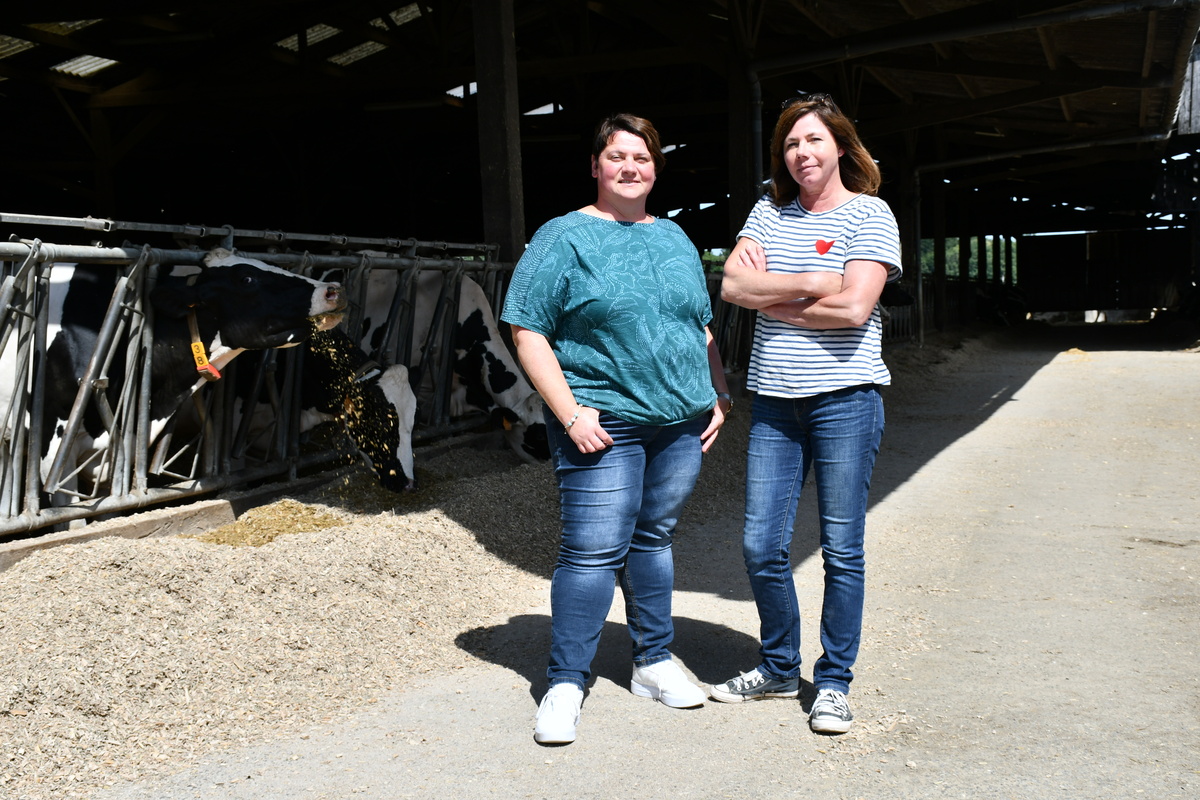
[2,1,1199,540]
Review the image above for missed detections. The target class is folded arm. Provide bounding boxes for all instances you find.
[759,259,889,329]
[719,237,843,309]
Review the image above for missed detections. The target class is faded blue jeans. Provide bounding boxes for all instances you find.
[743,386,884,694]
[544,408,706,690]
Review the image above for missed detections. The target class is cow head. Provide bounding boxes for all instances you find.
[342,363,417,492]
[303,329,417,492]
[151,249,345,350]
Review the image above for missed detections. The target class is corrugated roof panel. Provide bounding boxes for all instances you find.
[51,54,118,77]
[277,24,341,52]
[381,4,423,28]
[0,35,36,61]
[330,41,387,66]
[30,20,101,36]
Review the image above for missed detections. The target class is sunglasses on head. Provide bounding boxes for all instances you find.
[781,92,837,110]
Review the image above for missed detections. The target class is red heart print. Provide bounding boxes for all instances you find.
[816,239,834,255]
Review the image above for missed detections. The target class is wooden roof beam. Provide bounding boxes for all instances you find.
[781,0,915,106]
[1036,24,1075,123]
[1140,11,1159,127]
[855,52,1173,89]
[862,83,1099,137]
[752,0,1187,78]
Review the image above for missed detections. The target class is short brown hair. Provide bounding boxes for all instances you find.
[768,94,881,206]
[591,113,666,174]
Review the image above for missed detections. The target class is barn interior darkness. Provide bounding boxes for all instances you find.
[3,1,1200,307]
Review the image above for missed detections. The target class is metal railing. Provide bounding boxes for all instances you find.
[0,216,510,538]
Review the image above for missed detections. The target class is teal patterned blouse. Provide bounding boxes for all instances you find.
[501,211,716,426]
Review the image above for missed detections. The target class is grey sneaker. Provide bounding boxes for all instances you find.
[709,668,800,703]
[534,683,583,744]
[809,688,853,734]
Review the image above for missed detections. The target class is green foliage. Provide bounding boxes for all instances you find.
[701,249,727,272]
[919,237,1017,281]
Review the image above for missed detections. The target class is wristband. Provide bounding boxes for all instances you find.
[565,406,582,430]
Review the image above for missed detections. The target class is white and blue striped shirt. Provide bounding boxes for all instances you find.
[738,193,902,398]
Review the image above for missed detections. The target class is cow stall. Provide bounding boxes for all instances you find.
[0,215,518,540]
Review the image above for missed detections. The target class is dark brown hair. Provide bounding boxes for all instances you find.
[591,113,666,174]
[768,94,881,206]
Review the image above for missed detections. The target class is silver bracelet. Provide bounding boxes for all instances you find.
[565,406,582,430]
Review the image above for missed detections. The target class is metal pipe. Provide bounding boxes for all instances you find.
[0,242,514,275]
[915,131,1172,174]
[0,459,317,536]
[751,75,763,197]
[0,212,498,255]
[43,273,136,493]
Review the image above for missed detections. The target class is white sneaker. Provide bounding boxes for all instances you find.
[534,683,583,744]
[631,659,706,708]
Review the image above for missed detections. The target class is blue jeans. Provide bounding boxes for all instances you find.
[544,407,706,690]
[743,386,883,694]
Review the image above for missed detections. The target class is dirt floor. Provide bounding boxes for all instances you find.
[4,321,1198,800]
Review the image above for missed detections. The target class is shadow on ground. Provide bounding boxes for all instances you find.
[456,613,803,699]
[407,322,1194,600]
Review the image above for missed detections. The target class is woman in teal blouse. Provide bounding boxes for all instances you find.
[502,113,730,745]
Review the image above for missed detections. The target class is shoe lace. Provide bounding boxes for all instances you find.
[814,689,849,717]
[733,670,766,690]
[540,686,581,716]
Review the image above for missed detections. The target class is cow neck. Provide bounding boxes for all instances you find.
[185,310,222,381]
[182,273,221,382]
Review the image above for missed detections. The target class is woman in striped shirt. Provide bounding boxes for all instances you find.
[710,93,902,735]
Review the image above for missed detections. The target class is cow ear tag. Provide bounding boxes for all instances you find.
[186,311,222,381]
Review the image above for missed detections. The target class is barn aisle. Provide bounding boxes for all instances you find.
[76,324,1200,799]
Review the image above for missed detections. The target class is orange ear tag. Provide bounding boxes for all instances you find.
[191,342,222,381]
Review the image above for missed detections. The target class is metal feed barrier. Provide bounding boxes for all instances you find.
[0,215,512,538]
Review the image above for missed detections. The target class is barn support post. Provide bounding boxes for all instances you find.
[932,172,948,332]
[958,224,973,324]
[900,148,922,344]
[1005,234,1015,286]
[471,0,526,262]
[977,233,989,287]
[729,60,757,242]
[1191,212,1200,292]
[992,231,1003,284]
[730,0,766,243]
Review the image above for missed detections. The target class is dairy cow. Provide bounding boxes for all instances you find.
[348,266,549,465]
[24,249,345,497]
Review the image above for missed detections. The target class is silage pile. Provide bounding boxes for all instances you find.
[0,444,558,799]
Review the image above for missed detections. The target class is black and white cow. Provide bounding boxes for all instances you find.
[348,265,549,466]
[25,249,346,497]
